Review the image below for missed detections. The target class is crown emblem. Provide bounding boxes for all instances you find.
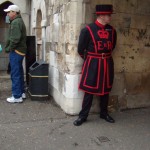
[97,30,109,39]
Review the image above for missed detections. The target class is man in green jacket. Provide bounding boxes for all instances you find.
[4,5,27,103]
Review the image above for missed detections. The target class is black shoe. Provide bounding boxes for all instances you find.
[100,114,115,123]
[73,118,87,126]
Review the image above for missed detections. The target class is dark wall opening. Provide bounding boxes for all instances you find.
[0,1,13,71]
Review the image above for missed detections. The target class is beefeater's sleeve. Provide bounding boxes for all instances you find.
[78,27,90,59]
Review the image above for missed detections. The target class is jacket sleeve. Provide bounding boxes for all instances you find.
[78,27,90,59]
[9,21,22,51]
[5,39,10,53]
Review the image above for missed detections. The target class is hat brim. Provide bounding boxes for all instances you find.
[96,12,115,14]
[4,8,10,12]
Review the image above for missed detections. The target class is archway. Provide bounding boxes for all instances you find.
[31,0,47,61]
[36,9,42,60]
[0,1,13,71]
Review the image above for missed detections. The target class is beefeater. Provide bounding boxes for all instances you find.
[74,4,117,126]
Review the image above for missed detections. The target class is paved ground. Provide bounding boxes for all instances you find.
[0,77,150,150]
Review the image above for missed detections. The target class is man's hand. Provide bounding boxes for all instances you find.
[5,47,10,53]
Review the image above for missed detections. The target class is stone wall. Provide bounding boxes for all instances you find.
[30,0,150,114]
[112,0,150,109]
[47,0,85,114]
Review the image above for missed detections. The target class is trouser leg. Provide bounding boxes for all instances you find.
[100,94,109,115]
[9,51,24,98]
[79,92,93,119]
[20,64,25,94]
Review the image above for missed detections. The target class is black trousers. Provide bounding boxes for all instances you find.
[79,92,109,119]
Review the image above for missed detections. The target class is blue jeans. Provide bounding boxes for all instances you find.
[9,51,25,98]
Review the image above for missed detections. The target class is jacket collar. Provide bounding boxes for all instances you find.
[10,14,21,23]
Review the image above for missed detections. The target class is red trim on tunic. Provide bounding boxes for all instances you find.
[78,87,110,96]
[78,58,88,89]
[83,57,101,89]
[83,57,91,87]
[87,52,112,58]
[86,25,98,53]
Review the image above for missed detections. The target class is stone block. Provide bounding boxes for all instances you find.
[118,96,127,110]
[125,72,150,95]
[46,26,51,42]
[113,55,125,73]
[14,0,27,13]
[64,23,81,44]
[114,0,137,14]
[116,28,143,46]
[126,94,150,109]
[52,14,59,43]
[49,83,83,115]
[90,0,113,7]
[108,95,119,113]
[65,1,84,24]
[49,66,60,91]
[49,51,58,67]
[125,72,142,95]
[62,73,83,99]
[130,15,150,29]
[65,54,83,74]
[124,55,150,73]
[57,53,66,71]
[0,28,8,42]
[0,57,9,70]
[141,72,150,94]
[114,44,148,73]
[111,73,125,96]
[137,0,150,14]
[84,3,94,24]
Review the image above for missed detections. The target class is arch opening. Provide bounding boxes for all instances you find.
[36,9,42,60]
[0,1,13,71]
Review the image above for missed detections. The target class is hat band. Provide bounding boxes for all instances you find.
[96,11,113,14]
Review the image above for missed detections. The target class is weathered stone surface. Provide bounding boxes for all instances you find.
[137,0,150,14]
[113,0,138,14]
[125,72,150,95]
[126,94,150,108]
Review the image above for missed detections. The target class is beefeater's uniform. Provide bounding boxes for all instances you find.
[74,4,117,122]
[78,20,117,95]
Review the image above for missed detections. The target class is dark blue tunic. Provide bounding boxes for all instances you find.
[78,20,117,95]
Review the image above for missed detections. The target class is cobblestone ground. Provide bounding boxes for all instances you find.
[0,77,150,150]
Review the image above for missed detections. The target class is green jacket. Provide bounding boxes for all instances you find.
[5,15,27,54]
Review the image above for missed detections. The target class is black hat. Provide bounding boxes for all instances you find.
[96,4,113,15]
